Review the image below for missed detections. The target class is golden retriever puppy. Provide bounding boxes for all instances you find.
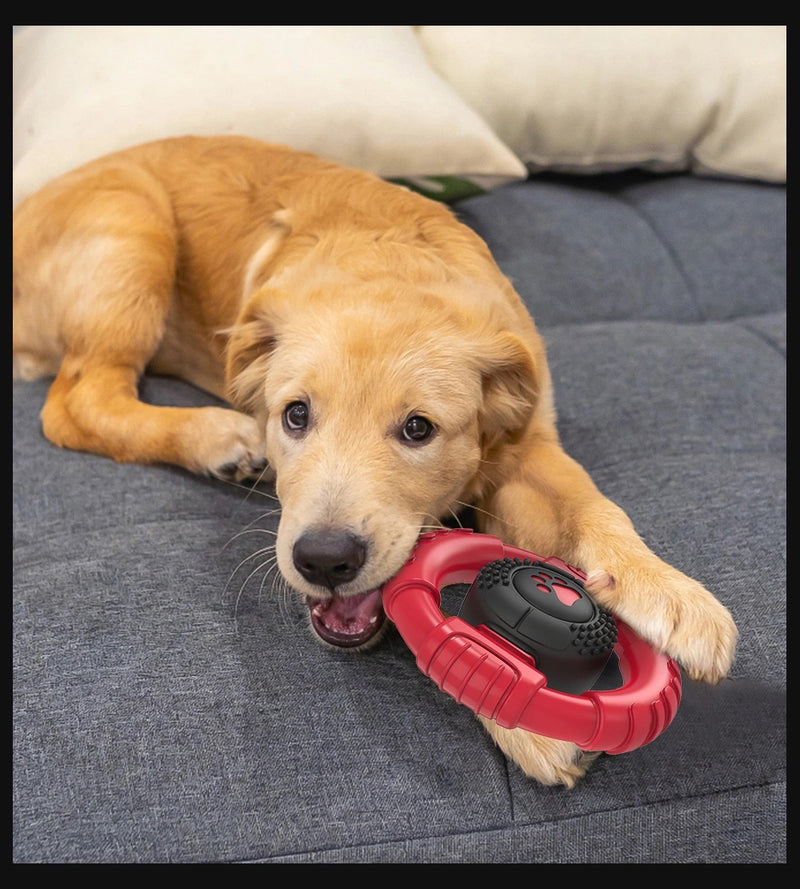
[13,136,738,787]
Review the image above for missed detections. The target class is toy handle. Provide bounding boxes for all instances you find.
[382,529,681,754]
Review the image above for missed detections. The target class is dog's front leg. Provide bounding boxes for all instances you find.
[40,360,267,482]
[471,434,737,785]
[479,434,737,682]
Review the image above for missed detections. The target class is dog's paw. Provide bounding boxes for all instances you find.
[477,717,600,787]
[185,407,268,482]
[585,562,738,685]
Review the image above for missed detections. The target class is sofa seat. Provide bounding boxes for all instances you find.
[13,169,785,863]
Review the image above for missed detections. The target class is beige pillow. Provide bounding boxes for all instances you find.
[417,25,786,182]
[13,25,527,207]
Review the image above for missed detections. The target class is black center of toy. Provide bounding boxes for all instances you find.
[458,557,619,694]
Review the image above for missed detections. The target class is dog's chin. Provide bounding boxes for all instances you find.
[305,588,388,651]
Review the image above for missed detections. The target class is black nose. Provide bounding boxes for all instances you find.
[292,529,367,590]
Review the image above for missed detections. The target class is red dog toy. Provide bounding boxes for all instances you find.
[381,529,681,754]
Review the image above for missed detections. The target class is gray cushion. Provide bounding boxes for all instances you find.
[13,172,785,863]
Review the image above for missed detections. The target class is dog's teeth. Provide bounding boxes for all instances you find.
[312,605,323,617]
[369,616,378,624]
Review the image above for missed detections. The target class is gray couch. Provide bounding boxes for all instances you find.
[13,168,786,863]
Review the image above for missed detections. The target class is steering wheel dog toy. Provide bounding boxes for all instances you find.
[381,529,681,755]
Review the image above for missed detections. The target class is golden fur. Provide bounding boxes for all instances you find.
[13,136,738,786]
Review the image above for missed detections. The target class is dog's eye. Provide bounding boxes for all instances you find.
[283,400,310,434]
[401,415,435,445]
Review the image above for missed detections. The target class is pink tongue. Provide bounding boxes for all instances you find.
[307,588,385,648]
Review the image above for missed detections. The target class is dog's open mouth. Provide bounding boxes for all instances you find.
[306,589,386,649]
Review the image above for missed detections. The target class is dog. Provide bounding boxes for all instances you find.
[13,135,738,787]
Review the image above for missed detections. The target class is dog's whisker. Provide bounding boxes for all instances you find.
[221,471,279,499]
[233,552,279,618]
[238,506,282,528]
[444,506,465,528]
[255,553,284,604]
[223,540,298,635]
[221,508,281,553]
[417,523,447,534]
[222,526,297,628]
[453,498,508,528]
[272,571,299,632]
[224,526,278,550]
[221,479,280,523]
[247,503,282,516]
[235,544,278,572]
[412,512,448,533]
[223,542,276,597]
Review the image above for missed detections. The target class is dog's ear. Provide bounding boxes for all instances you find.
[477,332,539,450]
[225,291,281,415]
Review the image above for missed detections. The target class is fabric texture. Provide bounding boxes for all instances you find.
[417,25,786,183]
[13,26,786,210]
[12,25,527,207]
[13,171,786,863]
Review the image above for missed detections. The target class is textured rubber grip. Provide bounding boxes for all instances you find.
[459,557,618,694]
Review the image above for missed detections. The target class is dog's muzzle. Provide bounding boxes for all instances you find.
[294,528,387,648]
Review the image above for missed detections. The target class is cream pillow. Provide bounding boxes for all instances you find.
[417,25,786,182]
[13,25,527,207]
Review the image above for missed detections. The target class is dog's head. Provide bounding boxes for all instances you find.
[226,281,539,649]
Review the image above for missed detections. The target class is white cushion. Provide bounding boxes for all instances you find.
[13,25,527,207]
[417,26,786,182]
